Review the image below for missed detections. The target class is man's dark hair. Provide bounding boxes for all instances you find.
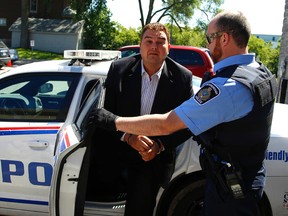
[141,22,170,43]
[215,11,251,48]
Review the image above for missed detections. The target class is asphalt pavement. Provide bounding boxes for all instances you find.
[0,59,43,73]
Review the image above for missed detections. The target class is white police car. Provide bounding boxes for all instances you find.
[0,50,120,216]
[0,50,287,216]
[49,102,288,216]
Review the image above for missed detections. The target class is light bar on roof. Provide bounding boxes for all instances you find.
[64,50,121,60]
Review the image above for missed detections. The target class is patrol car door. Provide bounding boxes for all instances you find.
[50,79,105,216]
[263,103,288,215]
[0,73,79,215]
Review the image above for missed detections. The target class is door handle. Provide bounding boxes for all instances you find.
[29,140,49,149]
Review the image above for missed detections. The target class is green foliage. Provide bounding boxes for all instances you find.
[112,24,141,49]
[164,0,201,25]
[248,35,280,75]
[66,0,279,75]
[69,0,93,20]
[157,0,223,28]
[133,0,223,29]
[82,0,117,49]
[72,0,221,50]
[167,24,206,47]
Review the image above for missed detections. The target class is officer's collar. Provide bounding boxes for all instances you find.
[214,54,256,73]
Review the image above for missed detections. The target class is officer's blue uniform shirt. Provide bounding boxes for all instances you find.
[174,54,259,136]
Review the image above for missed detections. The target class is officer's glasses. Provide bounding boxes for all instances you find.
[205,31,224,44]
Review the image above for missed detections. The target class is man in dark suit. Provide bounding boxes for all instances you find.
[102,23,193,216]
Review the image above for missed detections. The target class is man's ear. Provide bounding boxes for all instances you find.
[222,32,230,44]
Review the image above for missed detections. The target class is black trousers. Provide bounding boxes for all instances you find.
[203,178,262,216]
[124,161,160,216]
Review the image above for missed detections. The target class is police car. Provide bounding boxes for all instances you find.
[0,50,287,216]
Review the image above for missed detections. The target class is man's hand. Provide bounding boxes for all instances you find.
[127,135,153,152]
[139,142,160,162]
[125,135,160,161]
[87,108,118,131]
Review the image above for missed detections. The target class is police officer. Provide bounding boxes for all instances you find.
[90,10,277,215]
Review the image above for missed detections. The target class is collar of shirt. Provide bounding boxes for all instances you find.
[214,53,259,73]
[141,60,164,79]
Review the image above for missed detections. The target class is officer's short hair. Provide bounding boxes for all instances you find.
[214,10,251,48]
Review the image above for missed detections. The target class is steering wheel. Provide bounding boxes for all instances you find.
[0,98,26,116]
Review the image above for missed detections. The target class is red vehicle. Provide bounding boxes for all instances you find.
[119,45,214,78]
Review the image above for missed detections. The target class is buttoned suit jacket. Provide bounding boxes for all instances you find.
[103,54,193,186]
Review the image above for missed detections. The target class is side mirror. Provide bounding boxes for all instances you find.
[39,83,53,93]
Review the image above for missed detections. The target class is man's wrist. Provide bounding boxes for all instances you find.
[125,133,133,145]
[156,139,165,154]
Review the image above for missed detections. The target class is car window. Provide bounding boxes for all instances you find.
[0,41,8,49]
[169,49,204,66]
[75,79,104,135]
[0,73,80,122]
[120,48,140,57]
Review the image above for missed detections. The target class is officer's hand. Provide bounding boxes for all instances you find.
[87,108,118,131]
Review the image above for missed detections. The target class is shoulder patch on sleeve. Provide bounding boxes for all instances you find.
[194,83,220,104]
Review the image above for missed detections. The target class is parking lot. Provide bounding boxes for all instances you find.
[0,59,41,74]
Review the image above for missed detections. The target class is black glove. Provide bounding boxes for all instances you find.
[87,108,118,131]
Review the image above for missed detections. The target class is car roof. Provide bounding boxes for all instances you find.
[1,59,112,78]
[1,50,121,78]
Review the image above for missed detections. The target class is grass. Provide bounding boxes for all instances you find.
[17,48,63,60]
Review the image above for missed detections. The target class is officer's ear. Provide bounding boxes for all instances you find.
[221,32,233,45]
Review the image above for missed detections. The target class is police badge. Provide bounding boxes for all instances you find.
[195,83,220,104]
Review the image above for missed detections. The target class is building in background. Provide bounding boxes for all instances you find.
[9,18,84,53]
[254,34,281,48]
[0,0,83,53]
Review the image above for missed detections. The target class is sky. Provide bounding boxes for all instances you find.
[107,0,285,35]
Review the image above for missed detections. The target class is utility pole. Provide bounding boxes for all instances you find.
[277,0,288,103]
[20,0,29,49]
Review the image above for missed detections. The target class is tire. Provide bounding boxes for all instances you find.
[167,178,205,216]
[165,178,272,216]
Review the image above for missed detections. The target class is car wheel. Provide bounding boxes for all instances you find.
[165,178,272,216]
[166,178,205,216]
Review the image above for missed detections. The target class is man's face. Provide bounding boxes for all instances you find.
[140,29,170,66]
[206,21,223,64]
[209,38,222,64]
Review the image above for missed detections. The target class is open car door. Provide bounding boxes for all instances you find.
[49,78,104,216]
[49,78,126,216]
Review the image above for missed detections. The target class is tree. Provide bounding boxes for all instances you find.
[82,0,116,49]
[166,24,206,46]
[137,0,223,29]
[112,25,140,49]
[70,0,117,49]
[248,35,280,75]
[277,0,288,103]
[20,0,29,49]
[70,0,93,20]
